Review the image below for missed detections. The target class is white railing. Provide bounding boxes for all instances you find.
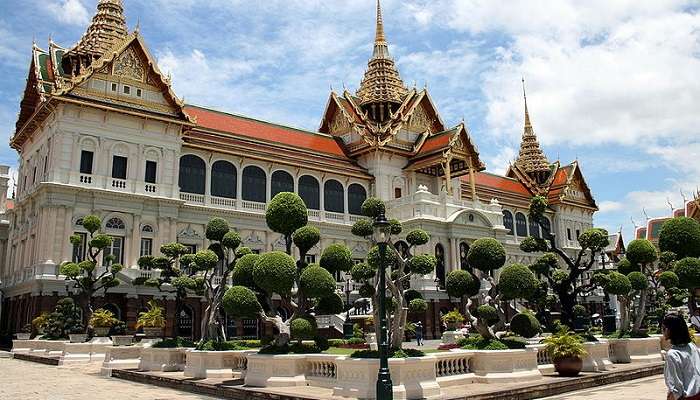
[180,192,205,204]
[211,196,236,208]
[434,352,472,377]
[111,178,127,190]
[306,356,337,379]
[79,175,93,185]
[349,215,364,223]
[326,212,345,222]
[144,184,157,194]
[242,200,266,212]
[309,210,321,219]
[529,344,552,365]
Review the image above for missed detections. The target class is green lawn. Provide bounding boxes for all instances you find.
[324,347,445,355]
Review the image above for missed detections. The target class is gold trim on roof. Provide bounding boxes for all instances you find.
[66,0,128,60]
[514,79,551,183]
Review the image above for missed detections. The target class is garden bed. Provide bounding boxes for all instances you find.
[184,350,253,379]
[139,347,190,372]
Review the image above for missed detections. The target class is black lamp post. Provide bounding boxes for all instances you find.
[373,212,393,400]
[343,272,354,339]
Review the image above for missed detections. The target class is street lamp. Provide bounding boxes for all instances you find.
[373,212,393,400]
[343,271,354,339]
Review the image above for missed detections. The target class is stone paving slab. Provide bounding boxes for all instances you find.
[541,375,666,400]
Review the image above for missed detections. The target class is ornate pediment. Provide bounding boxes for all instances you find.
[113,47,145,82]
[178,225,201,239]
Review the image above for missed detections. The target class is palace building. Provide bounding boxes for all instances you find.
[0,0,599,339]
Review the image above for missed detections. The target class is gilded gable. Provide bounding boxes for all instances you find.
[113,47,145,82]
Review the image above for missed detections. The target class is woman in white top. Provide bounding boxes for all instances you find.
[663,314,700,400]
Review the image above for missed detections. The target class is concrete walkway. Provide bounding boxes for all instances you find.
[0,357,216,400]
[541,375,667,400]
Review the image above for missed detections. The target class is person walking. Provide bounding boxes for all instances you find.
[690,309,700,332]
[663,314,700,400]
[414,321,423,346]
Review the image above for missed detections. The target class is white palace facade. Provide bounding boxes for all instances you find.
[0,0,599,339]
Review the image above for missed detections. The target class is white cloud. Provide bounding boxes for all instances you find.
[598,201,624,214]
[484,146,517,176]
[46,0,90,26]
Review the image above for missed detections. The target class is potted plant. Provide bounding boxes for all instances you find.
[32,313,49,337]
[89,308,118,337]
[543,329,588,377]
[110,320,132,346]
[16,324,32,340]
[441,309,465,331]
[136,300,165,337]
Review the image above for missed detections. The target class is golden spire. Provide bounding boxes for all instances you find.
[356,0,408,107]
[67,0,128,60]
[515,79,551,183]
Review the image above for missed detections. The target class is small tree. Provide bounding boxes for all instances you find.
[135,243,200,336]
[179,217,243,344]
[348,197,436,348]
[42,298,83,339]
[59,215,123,331]
[659,217,700,314]
[624,239,658,332]
[522,196,609,327]
[602,271,634,334]
[223,192,346,349]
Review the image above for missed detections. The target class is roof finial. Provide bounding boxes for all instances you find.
[375,0,386,44]
[522,77,532,129]
[135,17,141,33]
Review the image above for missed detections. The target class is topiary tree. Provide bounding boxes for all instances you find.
[178,217,243,344]
[510,312,541,339]
[523,196,610,327]
[134,243,200,336]
[349,197,436,348]
[222,193,349,349]
[42,298,84,339]
[603,271,633,334]
[659,217,700,260]
[674,257,700,314]
[59,215,123,332]
[624,239,658,333]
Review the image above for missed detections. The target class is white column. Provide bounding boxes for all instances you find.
[204,160,211,205]
[128,215,141,267]
[236,162,243,208]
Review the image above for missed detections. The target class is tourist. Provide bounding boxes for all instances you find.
[663,314,700,400]
[690,309,700,332]
[414,321,424,346]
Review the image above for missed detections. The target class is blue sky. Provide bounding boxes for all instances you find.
[1,0,699,243]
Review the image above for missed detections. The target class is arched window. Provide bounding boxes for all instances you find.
[459,242,470,270]
[435,244,445,289]
[179,155,206,194]
[515,213,528,237]
[348,184,367,215]
[502,210,514,235]
[529,218,541,239]
[211,160,236,199]
[298,175,320,210]
[324,180,344,213]
[242,166,266,202]
[142,225,154,233]
[106,217,125,230]
[271,170,294,198]
[541,217,552,238]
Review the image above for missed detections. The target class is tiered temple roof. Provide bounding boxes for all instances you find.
[66,0,128,60]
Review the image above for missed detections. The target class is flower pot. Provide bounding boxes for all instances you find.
[69,333,88,343]
[143,327,163,338]
[94,327,111,337]
[554,357,583,377]
[112,335,133,346]
[15,333,31,340]
[446,322,458,331]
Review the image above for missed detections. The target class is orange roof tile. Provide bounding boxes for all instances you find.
[418,133,451,155]
[186,105,348,157]
[462,172,531,196]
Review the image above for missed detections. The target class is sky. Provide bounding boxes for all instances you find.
[0,0,699,243]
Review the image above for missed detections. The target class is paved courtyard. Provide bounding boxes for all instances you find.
[0,355,669,400]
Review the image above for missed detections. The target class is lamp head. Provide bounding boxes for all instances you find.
[373,213,391,244]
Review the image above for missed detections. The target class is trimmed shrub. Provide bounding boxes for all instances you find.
[578,228,610,251]
[253,251,297,295]
[235,247,252,258]
[445,270,480,298]
[605,272,632,296]
[90,234,112,249]
[222,286,262,319]
[403,289,423,303]
[627,271,649,291]
[674,257,700,289]
[531,253,558,275]
[389,219,403,235]
[81,215,102,233]
[316,293,344,315]
[160,243,189,258]
[314,336,330,351]
[519,236,548,253]
[626,239,658,266]
[468,238,506,272]
[351,219,374,238]
[499,263,538,300]
[320,244,354,273]
[290,317,317,340]
[460,336,509,350]
[477,305,499,325]
[529,196,548,220]
[231,254,260,288]
[367,245,399,270]
[299,265,336,299]
[408,298,428,313]
[358,283,375,298]
[510,312,541,338]
[293,226,320,255]
[361,197,385,219]
[500,335,527,349]
[659,217,700,259]
[222,231,242,250]
[617,258,639,275]
[351,262,376,281]
[205,218,229,241]
[152,337,195,348]
[60,263,81,278]
[266,192,308,236]
[405,229,430,246]
[407,254,436,275]
[193,250,219,271]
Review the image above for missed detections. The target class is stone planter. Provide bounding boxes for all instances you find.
[11,339,35,354]
[333,356,442,400]
[44,340,70,357]
[245,354,308,387]
[607,337,662,363]
[139,347,189,372]
[469,348,542,383]
[112,335,133,346]
[441,331,465,345]
[582,341,612,372]
[101,346,142,376]
[93,327,110,337]
[184,350,253,379]
[143,327,163,338]
[15,333,31,340]
[69,333,88,343]
[366,333,377,350]
[59,343,94,365]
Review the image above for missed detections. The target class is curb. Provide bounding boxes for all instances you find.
[12,353,60,366]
